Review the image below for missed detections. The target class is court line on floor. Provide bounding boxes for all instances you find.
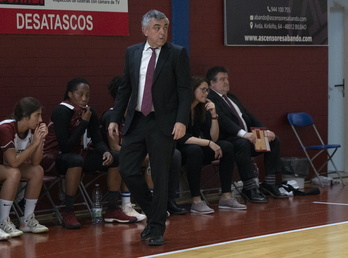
[139,221,348,258]
[313,201,348,206]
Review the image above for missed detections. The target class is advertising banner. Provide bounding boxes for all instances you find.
[224,0,328,46]
[0,0,128,35]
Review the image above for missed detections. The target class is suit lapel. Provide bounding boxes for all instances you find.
[212,90,234,116]
[153,43,170,83]
[133,43,144,88]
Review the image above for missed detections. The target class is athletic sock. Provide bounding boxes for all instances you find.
[0,199,13,221]
[23,199,37,218]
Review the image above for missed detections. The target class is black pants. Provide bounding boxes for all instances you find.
[55,150,119,175]
[225,136,282,181]
[119,112,175,235]
[168,149,182,201]
[179,140,234,197]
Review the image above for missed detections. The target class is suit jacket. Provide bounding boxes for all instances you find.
[208,90,264,140]
[112,42,192,136]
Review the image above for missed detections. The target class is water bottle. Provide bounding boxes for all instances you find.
[92,184,103,224]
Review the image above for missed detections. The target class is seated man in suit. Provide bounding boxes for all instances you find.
[206,66,287,203]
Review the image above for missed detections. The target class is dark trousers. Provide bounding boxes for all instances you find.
[55,150,119,175]
[179,140,234,197]
[168,149,182,201]
[225,136,282,181]
[119,112,175,235]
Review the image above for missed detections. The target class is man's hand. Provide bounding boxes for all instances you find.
[265,130,276,142]
[108,122,119,140]
[243,132,256,144]
[172,122,186,140]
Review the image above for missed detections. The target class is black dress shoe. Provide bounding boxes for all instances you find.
[140,224,151,240]
[259,182,288,199]
[148,233,164,246]
[167,200,188,215]
[242,187,268,203]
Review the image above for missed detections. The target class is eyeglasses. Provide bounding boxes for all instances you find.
[199,87,210,94]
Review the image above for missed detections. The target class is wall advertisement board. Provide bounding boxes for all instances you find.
[0,0,128,35]
[224,0,328,46]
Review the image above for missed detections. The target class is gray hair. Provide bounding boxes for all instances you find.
[141,10,169,28]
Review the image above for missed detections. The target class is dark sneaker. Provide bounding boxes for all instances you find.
[104,208,137,223]
[61,211,81,229]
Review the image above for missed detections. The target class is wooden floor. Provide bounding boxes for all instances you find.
[2,179,348,258]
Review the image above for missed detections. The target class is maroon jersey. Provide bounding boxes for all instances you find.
[0,119,33,165]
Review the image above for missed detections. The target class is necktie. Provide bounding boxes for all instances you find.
[141,47,156,116]
[222,95,246,130]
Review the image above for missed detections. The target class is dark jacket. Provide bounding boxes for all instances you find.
[208,90,263,140]
[111,41,192,136]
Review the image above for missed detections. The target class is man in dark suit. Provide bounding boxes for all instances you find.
[108,10,191,246]
[206,66,287,203]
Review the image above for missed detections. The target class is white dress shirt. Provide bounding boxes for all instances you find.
[136,42,161,112]
[212,89,248,137]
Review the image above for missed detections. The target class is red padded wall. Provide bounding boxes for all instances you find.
[0,0,327,161]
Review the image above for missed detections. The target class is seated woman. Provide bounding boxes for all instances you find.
[41,78,136,229]
[177,76,246,214]
[0,97,49,240]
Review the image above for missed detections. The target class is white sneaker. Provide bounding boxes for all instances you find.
[122,203,147,222]
[190,201,214,214]
[0,228,11,241]
[0,217,23,237]
[19,214,48,233]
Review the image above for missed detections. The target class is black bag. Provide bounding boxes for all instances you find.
[281,182,320,196]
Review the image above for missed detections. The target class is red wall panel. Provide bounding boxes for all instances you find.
[0,0,327,163]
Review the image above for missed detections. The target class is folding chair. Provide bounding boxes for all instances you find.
[287,112,344,186]
[38,175,64,223]
[37,173,103,223]
[7,176,62,223]
[177,161,221,204]
[52,173,105,220]
[200,160,222,203]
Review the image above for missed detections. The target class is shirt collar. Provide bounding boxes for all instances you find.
[212,89,224,98]
[60,101,74,110]
[144,41,161,51]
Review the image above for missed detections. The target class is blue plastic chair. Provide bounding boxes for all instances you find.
[287,112,344,186]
